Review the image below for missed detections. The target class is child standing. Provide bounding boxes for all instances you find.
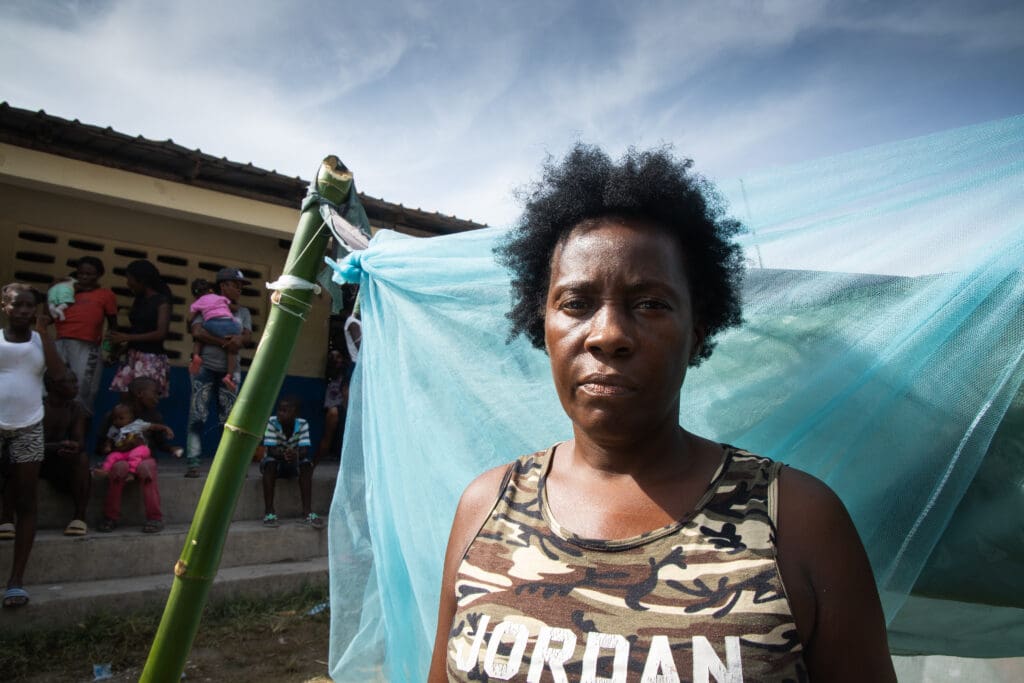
[95,403,175,478]
[260,396,324,529]
[0,283,67,609]
[188,278,241,392]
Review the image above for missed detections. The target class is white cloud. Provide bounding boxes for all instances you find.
[832,1,1024,51]
[1,0,1021,227]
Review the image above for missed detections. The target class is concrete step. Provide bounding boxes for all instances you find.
[0,519,329,585]
[0,556,330,633]
[30,460,339,530]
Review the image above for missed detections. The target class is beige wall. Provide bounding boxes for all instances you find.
[0,142,299,238]
[0,179,332,379]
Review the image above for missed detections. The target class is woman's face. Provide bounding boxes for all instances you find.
[544,218,702,441]
[125,273,144,295]
[75,262,100,290]
[3,290,38,330]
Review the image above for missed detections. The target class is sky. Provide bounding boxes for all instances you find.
[1,0,1022,228]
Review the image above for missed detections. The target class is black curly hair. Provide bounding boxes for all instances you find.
[191,277,214,298]
[75,256,106,277]
[494,143,745,366]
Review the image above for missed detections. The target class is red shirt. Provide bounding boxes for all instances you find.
[54,287,117,344]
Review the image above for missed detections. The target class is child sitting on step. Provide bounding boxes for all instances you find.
[95,403,175,479]
[128,377,183,457]
[94,401,172,534]
[260,396,324,529]
[40,371,91,536]
[188,278,241,392]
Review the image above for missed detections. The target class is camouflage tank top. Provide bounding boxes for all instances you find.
[447,444,807,682]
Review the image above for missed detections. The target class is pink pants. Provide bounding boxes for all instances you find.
[103,457,162,522]
[101,444,151,474]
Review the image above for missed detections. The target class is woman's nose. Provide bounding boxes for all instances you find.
[585,303,635,356]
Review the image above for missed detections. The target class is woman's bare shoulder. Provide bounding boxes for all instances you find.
[446,462,515,560]
[776,465,860,572]
[777,465,845,516]
[459,462,513,512]
[775,464,896,681]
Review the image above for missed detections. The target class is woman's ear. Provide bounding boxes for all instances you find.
[690,325,707,364]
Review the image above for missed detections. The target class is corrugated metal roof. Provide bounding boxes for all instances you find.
[0,101,486,235]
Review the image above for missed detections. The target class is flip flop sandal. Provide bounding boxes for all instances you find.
[64,519,88,536]
[304,513,325,530]
[142,519,164,534]
[3,587,29,609]
[263,513,279,527]
[97,518,117,533]
[0,522,14,540]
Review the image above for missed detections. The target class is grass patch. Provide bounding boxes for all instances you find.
[0,582,330,681]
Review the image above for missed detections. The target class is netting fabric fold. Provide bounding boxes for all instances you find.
[328,115,1024,680]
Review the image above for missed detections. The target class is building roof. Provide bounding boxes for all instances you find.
[0,101,485,236]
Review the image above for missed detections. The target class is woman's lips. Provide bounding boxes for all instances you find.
[577,374,636,396]
[579,382,632,396]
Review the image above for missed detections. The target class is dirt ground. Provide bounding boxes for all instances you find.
[7,598,334,682]
[131,617,331,683]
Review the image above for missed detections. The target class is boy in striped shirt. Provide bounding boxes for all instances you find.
[260,395,324,528]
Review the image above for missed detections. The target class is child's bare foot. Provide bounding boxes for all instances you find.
[92,468,108,479]
[222,374,238,393]
[189,354,202,376]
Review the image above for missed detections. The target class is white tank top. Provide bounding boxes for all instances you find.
[0,329,45,429]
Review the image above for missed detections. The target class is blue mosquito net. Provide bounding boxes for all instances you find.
[326,115,1024,680]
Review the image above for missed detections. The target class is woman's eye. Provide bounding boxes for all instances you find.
[560,298,589,311]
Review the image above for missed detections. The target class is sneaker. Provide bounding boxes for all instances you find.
[304,513,325,530]
[263,513,279,527]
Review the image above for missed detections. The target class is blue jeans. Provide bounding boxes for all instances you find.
[202,317,241,338]
[185,367,238,467]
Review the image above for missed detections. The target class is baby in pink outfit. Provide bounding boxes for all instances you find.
[94,404,174,479]
[188,278,242,392]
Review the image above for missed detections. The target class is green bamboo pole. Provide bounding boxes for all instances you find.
[140,156,353,682]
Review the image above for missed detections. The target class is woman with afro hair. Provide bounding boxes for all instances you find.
[429,144,895,682]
